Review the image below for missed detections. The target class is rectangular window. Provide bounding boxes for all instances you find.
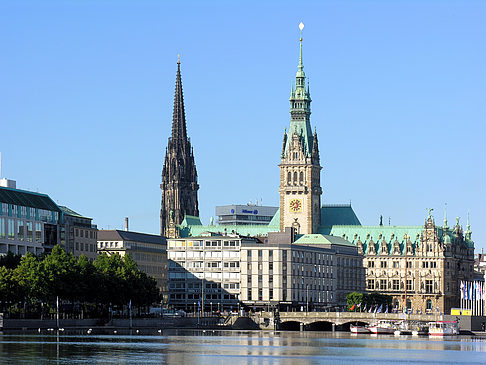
[367,279,375,290]
[393,279,400,291]
[269,262,273,271]
[0,217,5,238]
[425,280,433,294]
[7,219,15,240]
[380,279,387,291]
[367,261,375,268]
[380,261,387,268]
[269,289,273,300]
[17,220,24,241]
[35,223,42,243]
[26,222,33,242]
[407,279,413,292]
[247,289,252,301]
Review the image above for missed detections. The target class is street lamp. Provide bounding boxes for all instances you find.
[306,284,309,313]
[193,302,196,316]
[210,302,213,314]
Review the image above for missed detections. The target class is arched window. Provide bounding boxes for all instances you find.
[299,171,304,184]
[426,299,432,311]
[293,172,298,184]
[406,299,412,310]
[287,172,291,185]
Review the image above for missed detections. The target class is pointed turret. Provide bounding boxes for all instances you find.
[443,203,449,230]
[161,59,199,237]
[171,59,188,151]
[465,212,472,240]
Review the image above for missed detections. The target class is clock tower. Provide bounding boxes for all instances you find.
[279,25,322,234]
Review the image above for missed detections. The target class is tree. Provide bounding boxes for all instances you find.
[13,252,44,302]
[0,266,18,309]
[346,292,365,311]
[40,245,78,302]
[0,251,22,269]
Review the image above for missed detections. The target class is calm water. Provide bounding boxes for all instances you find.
[1,330,485,364]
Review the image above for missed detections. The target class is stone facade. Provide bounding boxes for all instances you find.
[279,37,321,235]
[160,60,199,238]
[333,215,474,314]
[97,230,168,302]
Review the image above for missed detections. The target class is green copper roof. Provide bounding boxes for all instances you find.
[283,37,314,158]
[0,186,60,212]
[294,233,355,247]
[181,215,202,226]
[320,205,361,230]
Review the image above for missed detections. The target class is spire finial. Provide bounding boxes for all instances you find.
[443,203,449,229]
[177,54,180,64]
[298,22,304,70]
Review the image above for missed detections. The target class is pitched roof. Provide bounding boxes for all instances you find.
[0,186,60,212]
[98,230,165,245]
[294,233,355,247]
[59,205,91,219]
[321,204,361,228]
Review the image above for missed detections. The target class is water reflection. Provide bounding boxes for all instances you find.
[0,330,485,365]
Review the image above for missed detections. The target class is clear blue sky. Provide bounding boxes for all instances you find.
[1,1,484,251]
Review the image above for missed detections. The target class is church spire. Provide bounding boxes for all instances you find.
[161,59,199,238]
[171,58,188,150]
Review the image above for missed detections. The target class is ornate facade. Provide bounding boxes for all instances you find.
[330,212,474,313]
[279,36,321,235]
[160,60,199,238]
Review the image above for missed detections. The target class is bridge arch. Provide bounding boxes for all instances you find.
[306,321,334,331]
[341,321,370,331]
[279,320,302,331]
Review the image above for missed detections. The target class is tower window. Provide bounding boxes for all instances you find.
[293,172,298,184]
[287,172,291,185]
[299,171,303,184]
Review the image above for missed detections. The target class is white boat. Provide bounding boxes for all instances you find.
[368,321,395,335]
[394,321,413,336]
[350,325,370,334]
[428,321,458,336]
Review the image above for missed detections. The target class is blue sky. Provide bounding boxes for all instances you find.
[1,1,484,251]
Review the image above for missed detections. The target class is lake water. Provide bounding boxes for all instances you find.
[1,330,485,364]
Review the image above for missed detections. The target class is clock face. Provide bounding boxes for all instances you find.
[289,199,302,212]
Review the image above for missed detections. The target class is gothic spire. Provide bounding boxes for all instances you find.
[161,59,199,237]
[171,59,188,150]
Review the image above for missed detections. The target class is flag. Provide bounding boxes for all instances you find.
[376,304,382,313]
[460,281,464,300]
[350,304,356,311]
[357,303,361,308]
[469,282,473,301]
[129,299,132,310]
[369,305,373,313]
[410,309,413,315]
[363,304,367,312]
[385,304,388,313]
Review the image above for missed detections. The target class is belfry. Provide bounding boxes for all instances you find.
[160,59,199,238]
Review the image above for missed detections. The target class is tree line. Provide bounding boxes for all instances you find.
[0,246,160,317]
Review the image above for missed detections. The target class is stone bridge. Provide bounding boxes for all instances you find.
[253,312,445,330]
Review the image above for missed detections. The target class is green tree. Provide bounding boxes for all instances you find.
[40,245,78,301]
[13,252,44,302]
[346,292,365,311]
[0,251,22,269]
[0,266,18,309]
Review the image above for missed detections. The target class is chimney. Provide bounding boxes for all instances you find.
[125,217,129,232]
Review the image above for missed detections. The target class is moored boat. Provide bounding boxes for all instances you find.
[350,325,370,334]
[428,321,458,336]
[367,320,395,334]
